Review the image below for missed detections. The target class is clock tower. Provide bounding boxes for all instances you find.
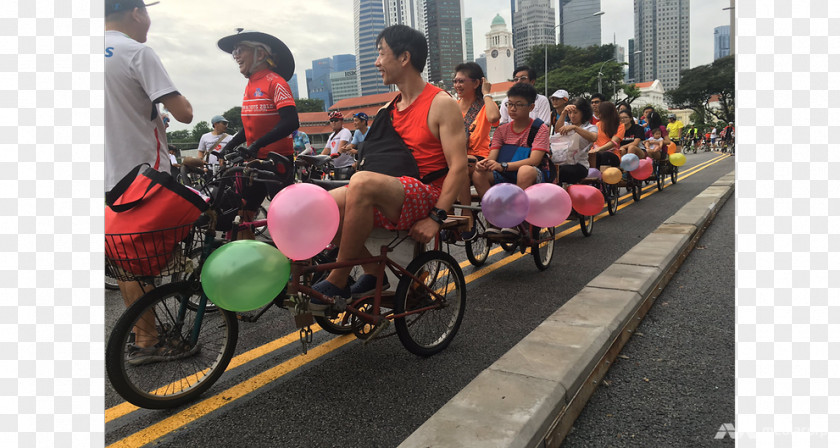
[484,14,514,84]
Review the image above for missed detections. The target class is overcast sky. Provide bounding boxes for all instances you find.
[147,0,732,132]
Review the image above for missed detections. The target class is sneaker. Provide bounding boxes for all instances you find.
[500,227,520,237]
[349,274,390,299]
[460,225,478,242]
[310,279,351,311]
[125,341,201,366]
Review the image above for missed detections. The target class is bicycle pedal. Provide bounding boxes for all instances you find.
[363,319,391,345]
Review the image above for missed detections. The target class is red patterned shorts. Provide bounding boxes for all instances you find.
[372,176,442,230]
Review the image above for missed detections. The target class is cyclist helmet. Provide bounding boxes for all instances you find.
[668,113,676,119]
[328,111,344,121]
[217,29,295,81]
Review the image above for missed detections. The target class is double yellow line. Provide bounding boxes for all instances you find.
[106,154,731,447]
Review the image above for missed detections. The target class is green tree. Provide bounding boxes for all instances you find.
[528,43,627,101]
[295,98,325,113]
[222,106,242,133]
[665,55,735,125]
[190,121,211,142]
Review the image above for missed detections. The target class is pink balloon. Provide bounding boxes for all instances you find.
[525,183,572,227]
[482,183,529,228]
[267,183,339,260]
[630,158,654,180]
[567,184,604,216]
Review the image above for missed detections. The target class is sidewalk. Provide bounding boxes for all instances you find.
[399,170,736,448]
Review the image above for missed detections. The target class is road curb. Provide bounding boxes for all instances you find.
[399,169,736,448]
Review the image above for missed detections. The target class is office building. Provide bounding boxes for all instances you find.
[558,0,601,48]
[330,70,361,103]
[628,38,636,82]
[484,14,515,84]
[633,0,690,91]
[305,58,332,110]
[714,25,730,60]
[425,0,464,89]
[475,54,487,76]
[354,0,390,96]
[288,73,300,99]
[513,0,555,68]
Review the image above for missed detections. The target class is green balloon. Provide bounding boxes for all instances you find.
[200,240,291,312]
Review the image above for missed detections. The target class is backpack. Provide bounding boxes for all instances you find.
[496,118,553,183]
[356,98,448,184]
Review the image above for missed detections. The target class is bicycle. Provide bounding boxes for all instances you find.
[106,160,466,409]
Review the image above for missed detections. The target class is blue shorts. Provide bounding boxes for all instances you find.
[492,166,543,185]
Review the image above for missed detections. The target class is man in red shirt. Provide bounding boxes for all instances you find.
[217,30,298,238]
[310,24,467,304]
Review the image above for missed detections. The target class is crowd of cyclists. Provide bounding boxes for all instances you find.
[105,0,733,370]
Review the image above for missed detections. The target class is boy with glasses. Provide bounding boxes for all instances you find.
[473,83,550,236]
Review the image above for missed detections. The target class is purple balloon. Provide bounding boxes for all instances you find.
[587,168,602,180]
[482,183,529,228]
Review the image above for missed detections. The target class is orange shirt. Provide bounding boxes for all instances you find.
[390,84,449,187]
[460,100,499,159]
[595,121,625,157]
[241,69,295,158]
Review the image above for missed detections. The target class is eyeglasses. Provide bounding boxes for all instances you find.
[591,100,601,105]
[451,78,472,84]
[511,76,530,82]
[506,102,530,110]
[232,45,253,58]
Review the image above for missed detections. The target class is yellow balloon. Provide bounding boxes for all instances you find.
[602,167,622,184]
[670,153,687,167]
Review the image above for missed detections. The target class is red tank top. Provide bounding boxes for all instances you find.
[390,84,448,187]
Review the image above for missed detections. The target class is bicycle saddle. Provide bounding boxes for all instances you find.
[310,179,350,191]
[297,154,331,167]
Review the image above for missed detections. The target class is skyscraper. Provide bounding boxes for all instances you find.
[558,0,601,48]
[714,25,730,60]
[465,18,474,62]
[513,0,555,68]
[306,58,332,110]
[384,0,420,28]
[288,73,300,99]
[425,0,464,89]
[628,38,636,82]
[355,0,390,96]
[634,0,690,91]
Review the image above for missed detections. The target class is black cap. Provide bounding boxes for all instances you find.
[105,0,159,16]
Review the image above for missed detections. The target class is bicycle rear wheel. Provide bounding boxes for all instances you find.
[105,281,238,409]
[671,165,679,184]
[465,211,490,266]
[394,250,466,357]
[605,184,619,215]
[531,226,555,271]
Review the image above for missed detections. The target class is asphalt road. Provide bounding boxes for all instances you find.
[563,190,735,447]
[105,150,734,447]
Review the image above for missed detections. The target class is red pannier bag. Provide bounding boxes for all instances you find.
[105,164,208,278]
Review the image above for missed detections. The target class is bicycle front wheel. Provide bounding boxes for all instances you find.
[105,281,238,409]
[531,226,555,271]
[465,211,490,266]
[394,250,466,357]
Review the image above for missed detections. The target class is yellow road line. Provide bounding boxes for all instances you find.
[108,335,355,448]
[106,154,731,441]
[105,326,325,422]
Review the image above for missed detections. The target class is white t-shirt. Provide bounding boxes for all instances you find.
[325,128,354,168]
[105,30,179,191]
[198,132,232,165]
[499,93,552,126]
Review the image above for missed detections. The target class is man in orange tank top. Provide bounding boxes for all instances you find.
[310,24,468,304]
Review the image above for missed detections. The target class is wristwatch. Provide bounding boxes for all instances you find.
[500,162,509,172]
[428,207,447,225]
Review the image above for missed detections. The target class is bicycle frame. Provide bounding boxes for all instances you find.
[288,242,448,326]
